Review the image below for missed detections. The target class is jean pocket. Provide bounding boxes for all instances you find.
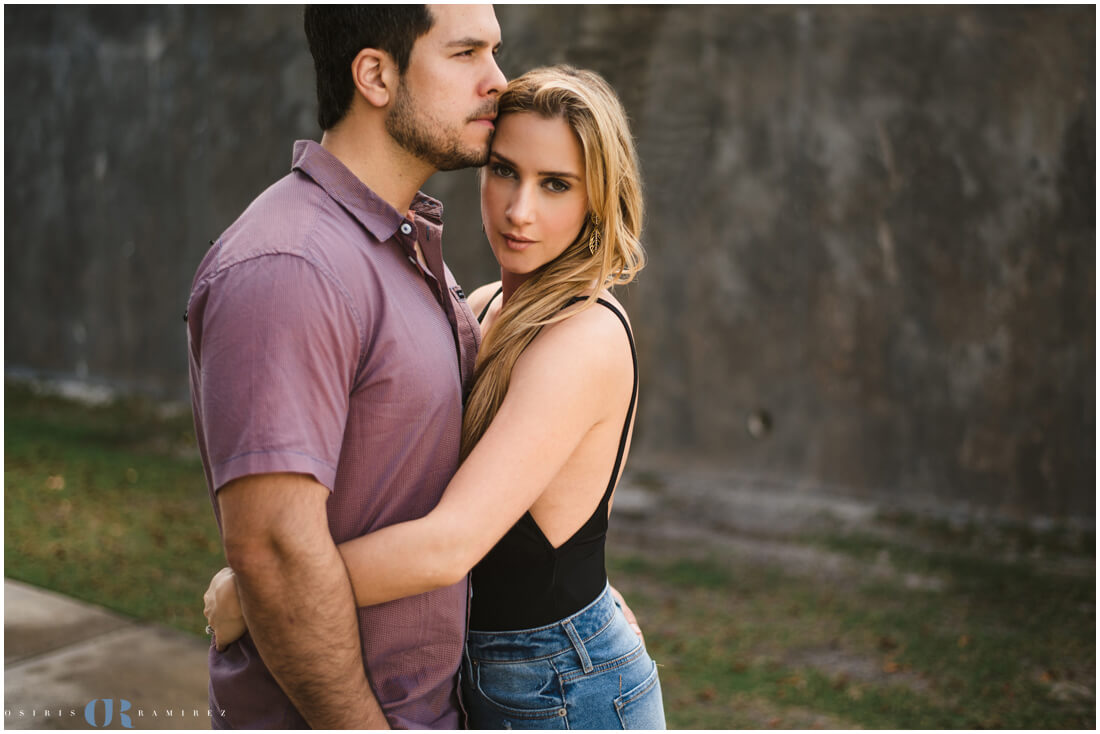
[614,659,665,729]
[471,659,568,722]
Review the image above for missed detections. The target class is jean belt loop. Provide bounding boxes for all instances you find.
[561,619,594,674]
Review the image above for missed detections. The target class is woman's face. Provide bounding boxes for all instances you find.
[480,112,589,278]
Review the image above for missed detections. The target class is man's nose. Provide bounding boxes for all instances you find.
[483,57,507,97]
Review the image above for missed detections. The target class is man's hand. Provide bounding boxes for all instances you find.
[219,473,389,729]
[203,567,246,652]
[609,584,645,645]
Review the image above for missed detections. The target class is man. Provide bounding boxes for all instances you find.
[187,5,506,728]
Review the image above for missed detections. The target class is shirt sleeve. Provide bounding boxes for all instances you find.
[194,253,362,492]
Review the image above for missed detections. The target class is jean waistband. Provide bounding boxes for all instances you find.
[465,583,616,663]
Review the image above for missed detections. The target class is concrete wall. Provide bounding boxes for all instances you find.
[4,6,1094,519]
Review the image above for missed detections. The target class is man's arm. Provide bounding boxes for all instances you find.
[218,472,388,730]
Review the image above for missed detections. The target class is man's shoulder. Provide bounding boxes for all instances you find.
[212,172,331,267]
[198,170,378,288]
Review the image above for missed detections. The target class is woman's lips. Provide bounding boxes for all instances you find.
[503,234,535,251]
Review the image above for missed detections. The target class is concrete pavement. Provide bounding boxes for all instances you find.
[4,579,211,730]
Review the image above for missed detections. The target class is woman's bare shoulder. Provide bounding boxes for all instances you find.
[593,289,631,326]
[466,281,503,318]
[559,289,632,330]
[525,291,634,374]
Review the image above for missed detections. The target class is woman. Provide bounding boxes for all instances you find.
[204,65,664,730]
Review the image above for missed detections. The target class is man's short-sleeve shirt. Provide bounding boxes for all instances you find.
[187,140,481,729]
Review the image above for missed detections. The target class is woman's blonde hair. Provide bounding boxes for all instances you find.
[460,65,646,460]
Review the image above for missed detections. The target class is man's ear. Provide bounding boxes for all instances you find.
[351,48,398,109]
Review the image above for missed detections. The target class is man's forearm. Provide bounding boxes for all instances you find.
[234,542,388,729]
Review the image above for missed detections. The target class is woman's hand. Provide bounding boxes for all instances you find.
[609,584,645,645]
[203,566,247,651]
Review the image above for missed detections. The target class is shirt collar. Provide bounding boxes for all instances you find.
[290,140,443,242]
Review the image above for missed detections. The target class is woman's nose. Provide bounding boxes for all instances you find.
[506,186,535,225]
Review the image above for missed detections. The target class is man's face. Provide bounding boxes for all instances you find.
[387,4,507,171]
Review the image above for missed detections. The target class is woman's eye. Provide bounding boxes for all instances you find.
[490,163,514,178]
[545,179,570,193]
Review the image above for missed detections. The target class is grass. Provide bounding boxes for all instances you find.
[607,535,1095,728]
[5,381,224,634]
[5,380,1095,728]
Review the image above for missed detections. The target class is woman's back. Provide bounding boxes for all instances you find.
[468,284,637,630]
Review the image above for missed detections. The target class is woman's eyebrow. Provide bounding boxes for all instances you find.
[489,152,582,180]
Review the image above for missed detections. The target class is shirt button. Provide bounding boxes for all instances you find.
[400,222,413,235]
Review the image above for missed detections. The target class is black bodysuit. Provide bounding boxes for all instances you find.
[469,289,638,631]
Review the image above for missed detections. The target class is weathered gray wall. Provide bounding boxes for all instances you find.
[5,6,1094,519]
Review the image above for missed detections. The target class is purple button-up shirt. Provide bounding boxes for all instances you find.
[187,140,480,729]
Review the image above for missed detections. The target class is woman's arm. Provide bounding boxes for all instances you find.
[338,302,633,605]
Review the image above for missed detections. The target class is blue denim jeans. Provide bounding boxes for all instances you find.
[461,584,666,729]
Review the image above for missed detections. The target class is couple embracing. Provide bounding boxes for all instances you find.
[188,5,664,729]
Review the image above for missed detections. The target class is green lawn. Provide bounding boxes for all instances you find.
[5,381,1095,728]
[606,545,1094,728]
[5,382,223,634]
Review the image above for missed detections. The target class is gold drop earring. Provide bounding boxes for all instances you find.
[588,213,602,255]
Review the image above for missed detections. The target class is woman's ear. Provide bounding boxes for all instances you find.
[351,48,397,109]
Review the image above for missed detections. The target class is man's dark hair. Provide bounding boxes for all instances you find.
[304,5,435,131]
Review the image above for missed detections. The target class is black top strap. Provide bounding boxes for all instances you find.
[477,286,504,323]
[565,296,638,506]
[595,299,638,506]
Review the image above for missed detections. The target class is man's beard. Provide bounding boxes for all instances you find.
[386,84,494,171]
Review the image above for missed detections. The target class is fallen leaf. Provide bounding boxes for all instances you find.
[45,475,65,490]
[957,635,971,648]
